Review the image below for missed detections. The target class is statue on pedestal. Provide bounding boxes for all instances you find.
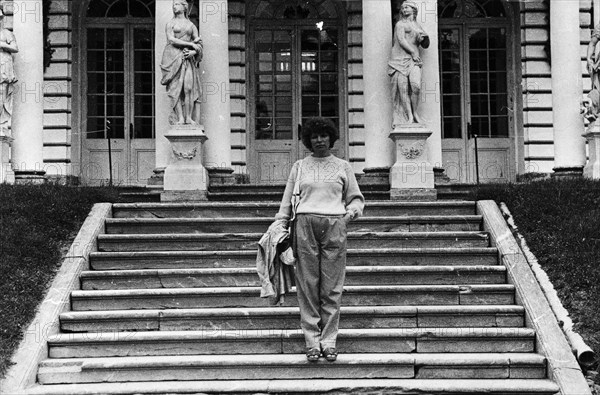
[388,0,429,127]
[160,0,203,125]
[0,9,18,135]
[585,24,600,124]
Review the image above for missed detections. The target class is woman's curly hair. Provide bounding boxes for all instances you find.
[301,117,339,151]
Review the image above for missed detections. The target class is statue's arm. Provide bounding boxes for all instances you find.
[416,23,430,49]
[395,22,418,58]
[165,21,195,48]
[588,35,599,74]
[0,30,18,53]
[191,24,203,53]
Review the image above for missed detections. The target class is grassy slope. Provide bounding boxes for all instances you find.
[0,185,122,378]
[475,179,600,369]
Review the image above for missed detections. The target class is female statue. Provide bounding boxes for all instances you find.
[388,0,429,126]
[160,0,203,125]
[0,9,18,134]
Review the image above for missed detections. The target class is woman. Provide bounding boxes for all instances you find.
[160,0,203,125]
[274,117,364,362]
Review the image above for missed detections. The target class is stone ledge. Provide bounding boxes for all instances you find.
[18,379,560,395]
[477,200,591,394]
[0,203,112,393]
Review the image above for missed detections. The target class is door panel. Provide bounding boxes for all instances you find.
[440,22,513,183]
[252,28,296,183]
[83,23,154,186]
[130,26,155,185]
[249,15,345,184]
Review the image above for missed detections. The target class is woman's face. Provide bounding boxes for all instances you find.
[310,131,331,156]
[173,0,186,14]
[401,4,415,16]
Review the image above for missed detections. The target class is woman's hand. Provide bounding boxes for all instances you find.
[268,219,289,232]
[183,48,197,59]
[343,212,353,226]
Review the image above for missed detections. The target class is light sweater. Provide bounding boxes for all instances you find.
[276,155,365,221]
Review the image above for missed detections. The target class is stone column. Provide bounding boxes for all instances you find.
[11,0,45,182]
[149,0,173,186]
[550,0,586,177]
[198,0,233,184]
[419,0,444,182]
[361,0,394,182]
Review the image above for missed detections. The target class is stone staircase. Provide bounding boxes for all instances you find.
[33,201,560,394]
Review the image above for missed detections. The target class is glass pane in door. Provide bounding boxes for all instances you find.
[254,29,293,140]
[439,28,462,139]
[469,27,508,138]
[133,28,154,139]
[300,26,339,128]
[86,28,125,139]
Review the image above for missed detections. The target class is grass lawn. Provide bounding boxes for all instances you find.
[475,178,600,373]
[0,180,598,381]
[0,184,123,378]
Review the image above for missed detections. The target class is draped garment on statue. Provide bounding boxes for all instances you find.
[0,28,16,128]
[160,20,203,124]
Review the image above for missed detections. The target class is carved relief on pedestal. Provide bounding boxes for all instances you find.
[399,141,425,160]
[171,146,199,161]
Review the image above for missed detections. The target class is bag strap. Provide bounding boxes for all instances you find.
[290,159,303,222]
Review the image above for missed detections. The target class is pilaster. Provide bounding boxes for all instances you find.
[550,0,586,177]
[418,0,444,180]
[149,0,174,186]
[199,0,234,185]
[361,0,394,176]
[11,0,45,183]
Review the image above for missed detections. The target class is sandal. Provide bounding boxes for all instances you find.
[306,347,320,362]
[322,347,338,362]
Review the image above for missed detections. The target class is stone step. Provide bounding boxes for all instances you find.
[70,285,515,311]
[104,215,483,234]
[206,190,391,202]
[112,201,477,218]
[37,353,548,384]
[80,266,507,290]
[89,247,499,270]
[96,231,490,252]
[47,328,536,359]
[19,379,562,395]
[60,305,525,332]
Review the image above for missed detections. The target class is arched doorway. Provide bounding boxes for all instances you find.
[438,0,517,183]
[247,0,347,184]
[81,0,155,185]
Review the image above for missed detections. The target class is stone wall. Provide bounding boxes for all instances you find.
[43,0,72,179]
[346,1,365,174]
[228,0,247,177]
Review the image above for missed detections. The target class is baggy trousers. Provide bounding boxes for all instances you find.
[294,214,347,349]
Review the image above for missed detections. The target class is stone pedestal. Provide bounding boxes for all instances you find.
[161,126,209,202]
[389,124,437,201]
[583,126,600,179]
[0,134,14,184]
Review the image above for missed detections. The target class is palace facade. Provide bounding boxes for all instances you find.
[0,0,594,186]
